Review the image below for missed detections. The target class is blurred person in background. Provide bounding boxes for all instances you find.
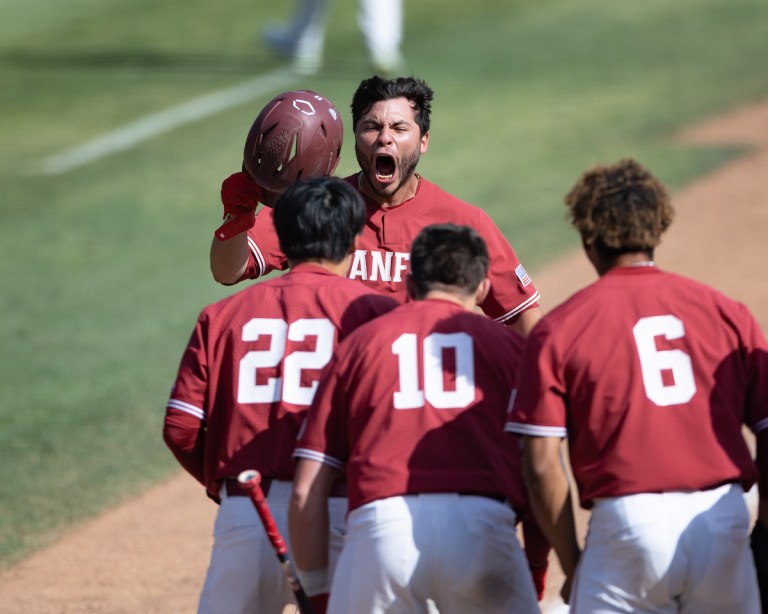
[263,0,405,75]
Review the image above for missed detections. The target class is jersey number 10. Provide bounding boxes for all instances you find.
[391,332,477,410]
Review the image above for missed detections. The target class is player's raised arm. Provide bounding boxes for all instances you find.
[209,90,344,285]
[210,171,261,284]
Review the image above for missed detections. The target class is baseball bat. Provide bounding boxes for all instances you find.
[237,469,316,614]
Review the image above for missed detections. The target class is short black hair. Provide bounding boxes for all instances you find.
[409,224,489,298]
[273,177,365,262]
[351,76,433,135]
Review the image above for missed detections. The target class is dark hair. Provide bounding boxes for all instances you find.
[351,76,434,135]
[273,177,365,262]
[409,224,489,298]
[564,158,674,257]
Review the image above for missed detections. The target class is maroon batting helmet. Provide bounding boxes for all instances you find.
[243,90,343,205]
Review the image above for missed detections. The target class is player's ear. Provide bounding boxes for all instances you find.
[474,278,491,306]
[350,235,361,254]
[420,131,429,154]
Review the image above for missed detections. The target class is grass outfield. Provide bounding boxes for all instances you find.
[2,0,767,568]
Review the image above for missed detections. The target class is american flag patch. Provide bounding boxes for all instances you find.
[515,264,532,287]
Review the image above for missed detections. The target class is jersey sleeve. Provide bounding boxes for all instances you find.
[293,356,350,471]
[472,209,540,323]
[163,314,209,485]
[239,206,289,281]
[505,320,568,438]
[740,305,768,435]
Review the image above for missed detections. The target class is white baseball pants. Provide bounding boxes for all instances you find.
[571,483,760,613]
[328,493,540,614]
[197,480,347,614]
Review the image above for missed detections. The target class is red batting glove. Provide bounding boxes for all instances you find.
[307,593,329,614]
[214,211,255,241]
[221,171,263,216]
[529,561,548,601]
[214,172,264,241]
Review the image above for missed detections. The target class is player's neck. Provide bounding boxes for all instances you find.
[419,289,476,311]
[592,252,655,276]
[358,171,421,209]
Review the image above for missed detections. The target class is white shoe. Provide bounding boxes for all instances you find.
[263,23,322,75]
[370,50,407,76]
[290,52,321,75]
[262,24,297,56]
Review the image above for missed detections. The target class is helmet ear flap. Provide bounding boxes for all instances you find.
[243,90,344,199]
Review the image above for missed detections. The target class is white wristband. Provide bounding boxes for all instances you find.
[295,567,329,596]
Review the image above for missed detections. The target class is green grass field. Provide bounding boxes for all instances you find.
[2,0,767,568]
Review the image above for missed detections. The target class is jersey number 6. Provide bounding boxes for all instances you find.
[633,315,696,406]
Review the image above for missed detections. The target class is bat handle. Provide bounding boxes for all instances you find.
[237,470,316,614]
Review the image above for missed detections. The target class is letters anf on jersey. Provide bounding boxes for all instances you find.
[348,249,410,282]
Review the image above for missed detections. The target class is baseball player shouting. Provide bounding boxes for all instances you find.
[163,178,397,613]
[210,75,542,337]
[289,224,541,613]
[506,158,768,613]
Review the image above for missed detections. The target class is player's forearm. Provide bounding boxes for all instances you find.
[508,305,543,337]
[290,496,330,573]
[289,460,334,573]
[209,232,248,284]
[522,436,580,579]
[162,412,205,485]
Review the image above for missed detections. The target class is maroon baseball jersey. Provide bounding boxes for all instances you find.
[163,264,398,498]
[294,298,530,512]
[239,174,539,323]
[506,265,768,506]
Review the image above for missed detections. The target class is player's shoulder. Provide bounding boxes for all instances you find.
[194,284,260,326]
[539,279,603,324]
[337,282,399,311]
[341,300,407,337]
[317,277,399,325]
[654,269,752,315]
[330,305,400,366]
[416,177,480,211]
[467,309,526,346]
[324,274,395,300]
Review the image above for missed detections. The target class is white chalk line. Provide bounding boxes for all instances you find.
[37,67,297,175]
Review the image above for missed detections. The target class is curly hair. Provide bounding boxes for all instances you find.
[564,158,674,254]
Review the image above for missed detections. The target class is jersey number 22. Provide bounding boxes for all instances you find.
[238,318,334,406]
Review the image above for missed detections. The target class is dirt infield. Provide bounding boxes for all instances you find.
[1,102,767,613]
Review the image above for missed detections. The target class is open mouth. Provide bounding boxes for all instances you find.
[375,155,396,181]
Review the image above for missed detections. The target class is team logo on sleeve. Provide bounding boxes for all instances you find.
[515,264,532,287]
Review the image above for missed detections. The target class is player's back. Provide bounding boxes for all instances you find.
[198,263,397,481]
[530,264,768,501]
[319,298,527,511]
